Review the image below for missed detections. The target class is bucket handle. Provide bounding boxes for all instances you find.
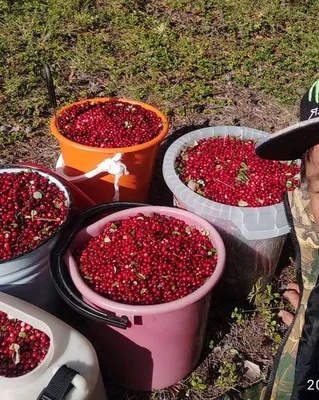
[51,202,147,329]
[43,64,58,126]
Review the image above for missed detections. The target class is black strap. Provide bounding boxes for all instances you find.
[37,365,78,400]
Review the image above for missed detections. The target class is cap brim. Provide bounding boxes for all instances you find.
[255,117,319,160]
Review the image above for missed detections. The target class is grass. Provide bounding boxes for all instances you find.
[0,0,319,145]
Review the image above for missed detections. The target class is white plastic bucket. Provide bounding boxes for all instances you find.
[163,126,290,299]
[0,292,107,400]
[0,166,72,311]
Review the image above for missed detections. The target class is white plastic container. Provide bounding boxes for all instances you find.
[0,292,107,400]
[0,166,72,312]
[163,126,290,299]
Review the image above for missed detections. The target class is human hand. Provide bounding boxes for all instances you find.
[278,283,300,326]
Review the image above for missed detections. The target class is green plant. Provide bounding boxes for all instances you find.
[190,375,207,390]
[248,279,284,348]
[209,339,215,349]
[231,307,245,325]
[1,0,319,146]
[185,374,207,397]
[216,361,239,391]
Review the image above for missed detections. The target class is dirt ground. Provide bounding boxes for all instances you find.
[1,82,299,399]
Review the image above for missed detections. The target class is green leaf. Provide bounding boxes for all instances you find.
[18,331,26,338]
[240,162,248,170]
[124,120,133,129]
[54,202,61,209]
[136,272,146,280]
[41,226,52,233]
[236,171,249,183]
[238,200,248,207]
[171,285,176,290]
[207,247,217,256]
[110,223,117,229]
[172,231,180,235]
[33,191,43,199]
[84,276,93,281]
[286,180,292,188]
[181,153,188,160]
[198,383,206,390]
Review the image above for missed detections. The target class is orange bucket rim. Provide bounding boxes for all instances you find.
[50,97,169,153]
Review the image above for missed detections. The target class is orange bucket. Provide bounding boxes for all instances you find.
[50,97,169,204]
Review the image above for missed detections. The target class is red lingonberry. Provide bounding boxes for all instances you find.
[57,100,163,148]
[175,136,300,207]
[75,213,218,305]
[0,311,50,377]
[0,171,68,261]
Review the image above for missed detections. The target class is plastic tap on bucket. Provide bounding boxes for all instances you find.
[50,202,147,329]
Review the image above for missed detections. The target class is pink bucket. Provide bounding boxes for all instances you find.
[63,206,226,391]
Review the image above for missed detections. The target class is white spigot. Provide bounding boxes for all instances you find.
[56,153,129,201]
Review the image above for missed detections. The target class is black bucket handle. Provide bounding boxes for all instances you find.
[43,64,57,111]
[50,202,148,329]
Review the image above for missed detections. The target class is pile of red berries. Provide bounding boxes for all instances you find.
[175,136,300,207]
[57,100,164,148]
[0,310,50,377]
[76,213,218,305]
[0,170,69,261]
